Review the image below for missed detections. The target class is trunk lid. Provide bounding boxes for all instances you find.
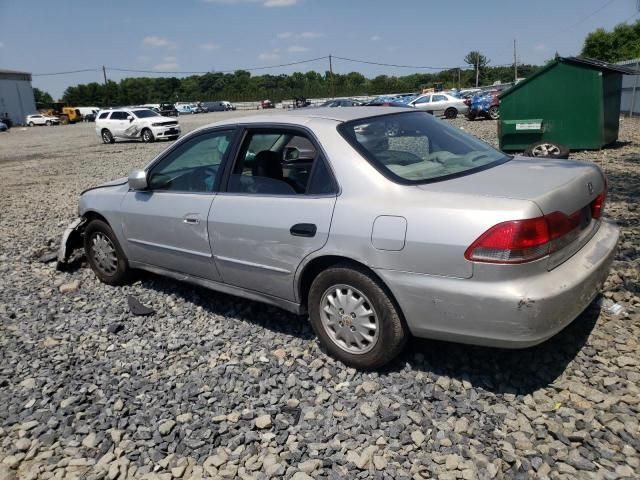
[420,156,606,269]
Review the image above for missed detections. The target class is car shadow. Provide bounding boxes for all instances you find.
[385,301,602,395]
[136,271,316,340]
[136,271,600,395]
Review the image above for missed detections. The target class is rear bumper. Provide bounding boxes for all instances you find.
[376,219,619,348]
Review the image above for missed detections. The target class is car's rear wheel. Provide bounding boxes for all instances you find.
[84,219,131,285]
[45,120,52,126]
[488,105,500,120]
[524,141,570,159]
[28,122,34,127]
[308,265,408,369]
[444,108,458,119]
[101,129,115,144]
[141,128,155,143]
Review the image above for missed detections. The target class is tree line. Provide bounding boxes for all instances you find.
[55,64,538,107]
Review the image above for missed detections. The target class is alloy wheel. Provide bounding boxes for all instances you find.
[531,143,560,157]
[319,284,379,355]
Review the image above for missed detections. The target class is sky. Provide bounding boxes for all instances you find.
[0,0,638,99]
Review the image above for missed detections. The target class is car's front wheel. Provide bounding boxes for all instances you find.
[141,128,155,143]
[308,265,408,369]
[28,122,34,127]
[101,129,115,144]
[84,219,131,285]
[45,120,52,126]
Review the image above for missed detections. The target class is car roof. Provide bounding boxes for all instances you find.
[213,106,411,126]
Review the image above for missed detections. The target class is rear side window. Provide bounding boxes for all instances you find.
[109,111,128,120]
[227,130,336,196]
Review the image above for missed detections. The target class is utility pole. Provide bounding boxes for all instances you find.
[102,65,109,106]
[513,39,518,83]
[328,54,335,98]
[475,53,480,88]
[458,68,461,90]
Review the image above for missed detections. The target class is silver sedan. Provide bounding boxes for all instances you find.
[60,108,618,369]
[408,93,468,119]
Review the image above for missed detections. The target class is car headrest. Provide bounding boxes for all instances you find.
[252,150,283,179]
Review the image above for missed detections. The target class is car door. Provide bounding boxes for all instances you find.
[209,128,338,301]
[429,94,449,114]
[411,95,432,110]
[119,128,236,281]
[107,111,130,138]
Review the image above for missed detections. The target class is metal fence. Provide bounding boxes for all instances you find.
[618,58,640,117]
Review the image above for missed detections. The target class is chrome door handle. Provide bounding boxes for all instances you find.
[183,216,200,225]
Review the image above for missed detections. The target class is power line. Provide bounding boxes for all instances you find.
[106,56,329,75]
[332,55,462,70]
[32,68,98,77]
[546,0,616,40]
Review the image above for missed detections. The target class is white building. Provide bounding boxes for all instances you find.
[0,69,37,125]
[617,59,640,117]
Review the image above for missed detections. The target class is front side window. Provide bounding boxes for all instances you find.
[227,130,336,195]
[148,130,234,193]
[98,112,109,119]
[339,111,509,184]
[414,96,430,104]
[110,111,127,120]
[132,109,159,118]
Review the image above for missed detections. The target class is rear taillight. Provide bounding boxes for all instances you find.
[591,179,607,219]
[465,194,605,264]
[464,217,550,263]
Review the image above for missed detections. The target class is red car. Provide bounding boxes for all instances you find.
[259,99,275,109]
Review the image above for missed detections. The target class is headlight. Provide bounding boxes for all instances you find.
[151,123,162,127]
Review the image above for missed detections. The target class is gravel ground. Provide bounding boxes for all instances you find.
[0,112,638,480]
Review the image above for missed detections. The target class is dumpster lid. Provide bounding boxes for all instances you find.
[499,56,640,99]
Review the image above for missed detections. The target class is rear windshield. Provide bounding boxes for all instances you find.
[338,111,509,184]
[132,109,159,118]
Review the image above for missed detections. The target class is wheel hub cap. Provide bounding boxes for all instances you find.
[91,233,118,275]
[319,284,379,355]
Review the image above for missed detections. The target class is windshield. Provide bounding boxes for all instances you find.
[132,109,160,118]
[339,111,509,183]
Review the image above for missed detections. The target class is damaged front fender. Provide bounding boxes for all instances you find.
[57,217,86,263]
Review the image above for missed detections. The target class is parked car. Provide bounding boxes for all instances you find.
[59,107,617,369]
[159,103,178,117]
[320,98,364,107]
[259,99,275,109]
[222,101,236,111]
[194,103,208,114]
[77,107,100,121]
[26,114,59,126]
[95,108,181,144]
[203,101,228,112]
[176,104,195,115]
[0,121,8,132]
[408,93,467,118]
[363,99,412,108]
[466,91,500,120]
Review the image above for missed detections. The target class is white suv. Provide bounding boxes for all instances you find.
[95,108,181,144]
[26,114,60,126]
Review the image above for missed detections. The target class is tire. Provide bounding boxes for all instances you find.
[466,112,476,121]
[46,120,52,126]
[28,122,34,127]
[141,128,155,143]
[84,219,131,285]
[101,129,115,144]
[444,108,458,119]
[60,116,69,125]
[488,105,499,120]
[308,264,408,369]
[524,141,570,159]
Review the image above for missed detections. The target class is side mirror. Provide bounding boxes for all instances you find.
[284,146,300,161]
[128,169,148,190]
[127,115,134,122]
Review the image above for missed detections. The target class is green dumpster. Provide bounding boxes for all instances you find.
[498,56,637,152]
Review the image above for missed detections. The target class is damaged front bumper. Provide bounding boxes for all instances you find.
[58,217,86,263]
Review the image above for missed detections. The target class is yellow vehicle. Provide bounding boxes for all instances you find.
[41,103,82,125]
